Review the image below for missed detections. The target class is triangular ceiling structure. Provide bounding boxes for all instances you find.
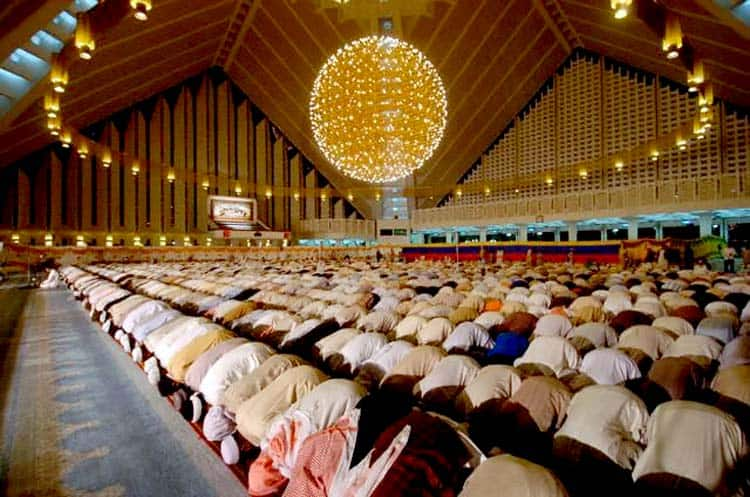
[1,0,749,216]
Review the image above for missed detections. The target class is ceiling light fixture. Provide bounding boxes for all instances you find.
[310,35,447,184]
[130,0,152,21]
[662,14,682,60]
[611,0,631,19]
[75,13,95,60]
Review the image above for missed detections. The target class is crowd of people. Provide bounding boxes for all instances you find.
[57,255,750,497]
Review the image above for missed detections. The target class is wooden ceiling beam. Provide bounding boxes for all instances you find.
[215,0,261,69]
[692,0,750,40]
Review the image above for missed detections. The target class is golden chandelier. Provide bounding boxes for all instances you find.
[310,35,447,183]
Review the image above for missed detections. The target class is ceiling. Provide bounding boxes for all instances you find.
[1,0,749,217]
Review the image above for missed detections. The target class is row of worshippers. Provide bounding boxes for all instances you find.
[59,259,750,496]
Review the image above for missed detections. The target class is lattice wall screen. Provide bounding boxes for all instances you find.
[518,87,555,198]
[445,51,733,208]
[557,54,601,195]
[604,64,656,188]
[725,108,749,178]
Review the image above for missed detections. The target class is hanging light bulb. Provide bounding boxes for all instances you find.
[47,115,61,136]
[293,191,300,201]
[167,169,176,183]
[130,0,152,21]
[77,142,88,159]
[662,14,682,60]
[614,160,624,172]
[484,185,491,196]
[650,150,660,161]
[131,161,140,175]
[201,178,210,191]
[265,189,273,199]
[611,0,631,19]
[320,191,327,202]
[101,150,111,168]
[693,118,707,139]
[545,177,554,186]
[75,13,95,60]
[44,92,60,119]
[687,60,705,93]
[60,130,72,148]
[579,170,588,178]
[50,55,68,93]
[234,183,242,195]
[698,83,713,113]
[676,137,687,151]
[347,192,354,201]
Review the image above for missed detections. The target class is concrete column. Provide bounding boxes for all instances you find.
[601,227,608,241]
[445,231,452,243]
[655,223,663,240]
[627,218,639,240]
[567,222,577,241]
[554,229,560,242]
[720,220,729,241]
[479,228,487,242]
[518,224,528,242]
[698,214,712,239]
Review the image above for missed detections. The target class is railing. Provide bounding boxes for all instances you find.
[299,218,376,240]
[413,174,750,230]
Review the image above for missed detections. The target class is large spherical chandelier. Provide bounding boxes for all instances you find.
[310,35,447,184]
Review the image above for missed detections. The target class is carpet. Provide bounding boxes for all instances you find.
[0,288,247,497]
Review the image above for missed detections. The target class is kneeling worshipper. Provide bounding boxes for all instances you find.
[632,400,749,497]
[566,323,619,354]
[442,321,494,359]
[711,365,750,408]
[312,328,361,365]
[379,345,446,395]
[198,341,275,406]
[413,355,480,416]
[458,454,568,497]
[236,365,328,446]
[485,332,529,365]
[719,336,750,370]
[552,385,648,497]
[353,340,414,390]
[183,337,249,392]
[637,356,708,410]
[455,364,523,419]
[325,332,388,377]
[347,410,473,497]
[579,347,642,385]
[617,325,674,362]
[470,376,571,462]
[697,315,738,345]
[164,326,239,383]
[39,268,62,289]
[278,319,340,355]
[221,354,308,415]
[513,335,581,377]
[247,379,366,497]
[663,334,723,370]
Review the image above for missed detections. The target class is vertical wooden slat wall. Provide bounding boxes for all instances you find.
[1,69,361,242]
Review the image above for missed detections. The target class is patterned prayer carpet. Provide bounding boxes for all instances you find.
[0,288,247,497]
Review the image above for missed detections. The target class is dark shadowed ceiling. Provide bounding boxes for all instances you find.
[1,0,749,214]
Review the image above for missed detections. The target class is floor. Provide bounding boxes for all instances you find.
[0,287,247,497]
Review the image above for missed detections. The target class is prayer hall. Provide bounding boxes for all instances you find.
[2,1,750,496]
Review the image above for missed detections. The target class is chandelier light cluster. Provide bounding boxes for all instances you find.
[310,35,447,183]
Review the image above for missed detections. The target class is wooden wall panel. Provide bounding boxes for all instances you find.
[2,69,358,242]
